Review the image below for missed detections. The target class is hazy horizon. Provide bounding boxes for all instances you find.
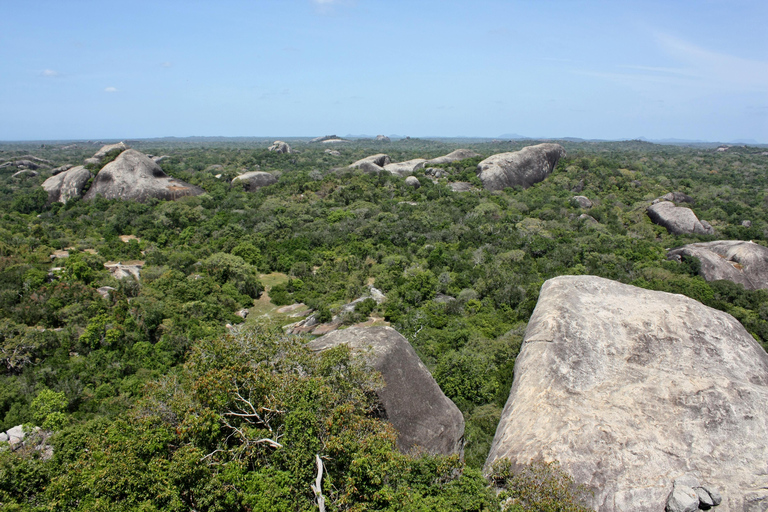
[2,0,766,143]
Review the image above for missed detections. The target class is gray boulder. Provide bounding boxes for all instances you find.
[308,326,464,456]
[268,141,291,154]
[12,169,38,178]
[425,149,480,165]
[384,159,426,176]
[666,483,699,512]
[51,164,74,176]
[376,135,391,142]
[647,201,714,235]
[83,149,204,202]
[477,143,566,190]
[41,165,93,203]
[485,275,768,512]
[84,142,128,167]
[324,149,341,156]
[11,159,40,170]
[405,176,421,189]
[667,240,768,290]
[448,182,473,192]
[350,154,391,172]
[742,220,752,228]
[653,191,694,204]
[231,171,278,191]
[572,195,593,208]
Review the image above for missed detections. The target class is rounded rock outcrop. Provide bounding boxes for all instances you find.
[307,326,464,456]
[477,143,566,191]
[647,201,714,235]
[41,165,93,203]
[349,154,391,173]
[485,275,768,512]
[572,195,593,208]
[231,171,278,191]
[425,149,480,165]
[84,142,129,168]
[667,240,768,290]
[268,141,291,154]
[404,176,421,189]
[383,159,426,176]
[83,149,204,202]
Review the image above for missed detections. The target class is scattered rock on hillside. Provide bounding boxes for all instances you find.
[308,326,464,456]
[383,159,426,176]
[231,171,278,191]
[448,182,473,192]
[84,142,129,167]
[83,149,204,202]
[41,166,93,203]
[647,201,714,235]
[268,141,291,154]
[96,286,116,300]
[653,191,694,204]
[424,167,447,179]
[12,169,38,178]
[477,143,566,191]
[405,176,421,189]
[667,240,768,290]
[572,195,592,208]
[425,149,480,165]
[579,213,598,225]
[485,275,768,512]
[742,220,752,228]
[376,135,391,142]
[51,164,73,176]
[350,154,391,173]
[104,260,144,280]
[324,149,341,156]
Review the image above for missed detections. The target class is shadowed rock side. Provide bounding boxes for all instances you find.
[41,166,93,203]
[425,149,481,165]
[647,201,714,235]
[668,240,768,290]
[308,326,465,456]
[485,275,768,512]
[268,140,291,153]
[349,154,391,173]
[477,143,566,190]
[231,171,278,191]
[83,149,204,202]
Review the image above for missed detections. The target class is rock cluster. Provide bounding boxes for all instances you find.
[376,135,391,142]
[268,141,291,154]
[485,275,768,512]
[477,143,566,191]
[647,201,714,235]
[665,476,721,512]
[41,166,93,203]
[349,154,391,173]
[84,142,129,168]
[308,326,464,455]
[667,240,768,290]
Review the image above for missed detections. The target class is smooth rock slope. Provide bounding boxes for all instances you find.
[485,275,768,512]
[83,149,204,202]
[308,326,464,456]
[668,240,768,290]
[477,143,566,190]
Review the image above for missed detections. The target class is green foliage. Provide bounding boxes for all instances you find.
[490,459,593,512]
[31,388,68,430]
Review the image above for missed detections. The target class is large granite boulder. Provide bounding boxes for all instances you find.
[268,141,291,154]
[83,149,204,202]
[477,143,566,190]
[310,135,338,143]
[485,275,768,512]
[350,154,391,173]
[425,149,480,165]
[84,142,129,167]
[231,171,278,191]
[383,159,426,176]
[647,201,714,235]
[668,240,768,290]
[308,326,464,456]
[41,165,93,203]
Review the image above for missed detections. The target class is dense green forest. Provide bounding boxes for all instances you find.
[1,137,767,510]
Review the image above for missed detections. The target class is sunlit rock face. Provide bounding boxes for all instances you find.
[83,149,204,202]
[486,275,768,512]
[476,143,565,190]
[668,240,768,290]
[647,201,714,235]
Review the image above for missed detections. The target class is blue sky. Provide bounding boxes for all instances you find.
[1,0,766,142]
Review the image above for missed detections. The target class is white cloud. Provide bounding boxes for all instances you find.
[160,61,172,68]
[41,69,59,77]
[104,87,118,93]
